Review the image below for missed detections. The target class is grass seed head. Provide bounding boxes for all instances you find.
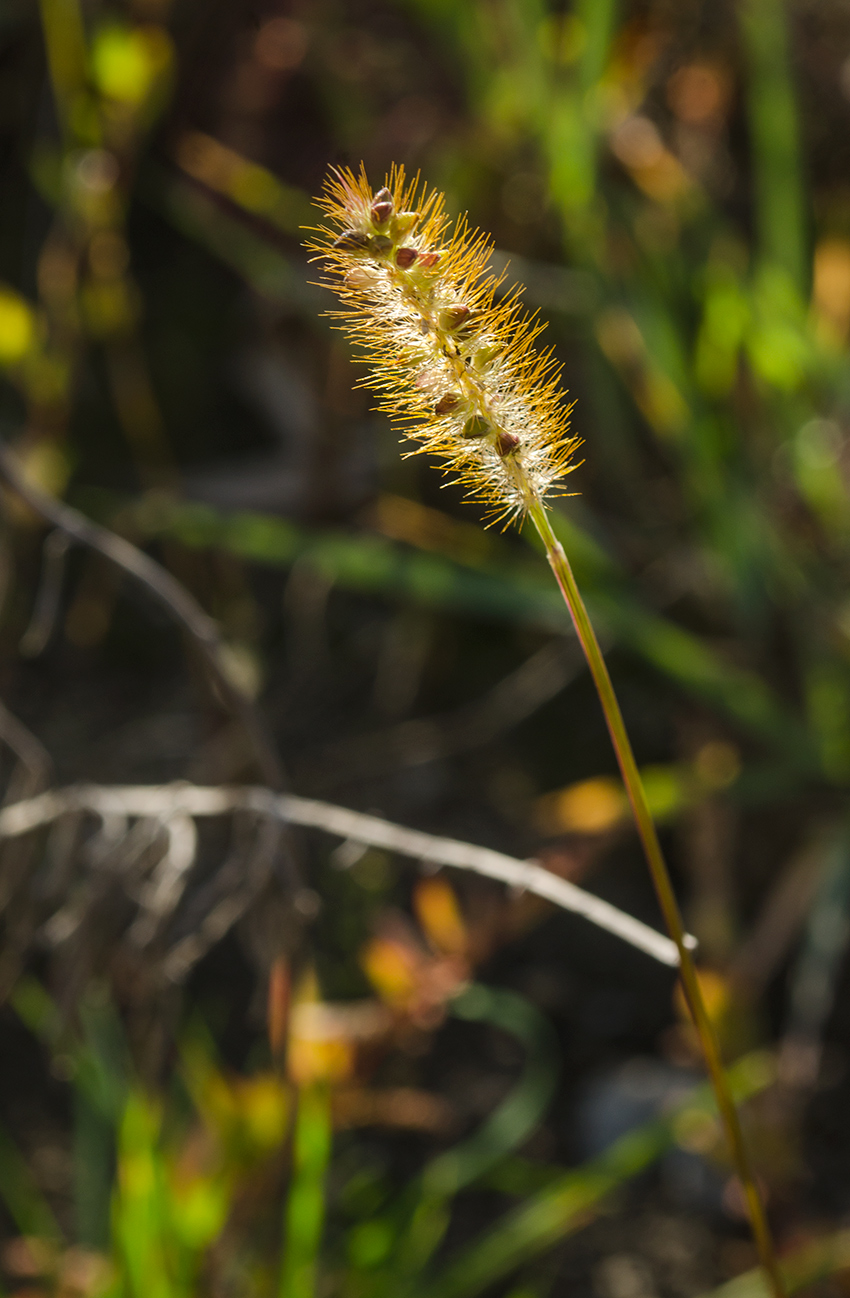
[307,164,581,525]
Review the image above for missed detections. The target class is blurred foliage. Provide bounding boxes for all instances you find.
[0,968,780,1298]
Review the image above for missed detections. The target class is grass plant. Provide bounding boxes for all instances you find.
[309,165,785,1298]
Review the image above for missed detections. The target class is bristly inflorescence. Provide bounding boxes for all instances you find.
[307,164,580,526]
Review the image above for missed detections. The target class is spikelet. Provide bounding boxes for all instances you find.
[306,164,580,525]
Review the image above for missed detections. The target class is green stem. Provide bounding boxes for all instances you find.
[529,500,785,1298]
[738,0,807,296]
[38,0,92,147]
[279,1084,333,1298]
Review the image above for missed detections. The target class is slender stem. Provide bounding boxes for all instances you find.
[529,501,785,1298]
[279,1083,333,1298]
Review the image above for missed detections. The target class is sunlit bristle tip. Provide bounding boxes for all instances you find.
[307,163,581,524]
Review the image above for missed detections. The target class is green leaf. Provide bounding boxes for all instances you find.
[279,1084,333,1298]
[0,1122,62,1241]
[420,1051,775,1298]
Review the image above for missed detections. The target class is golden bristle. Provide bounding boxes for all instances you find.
[306,164,581,525]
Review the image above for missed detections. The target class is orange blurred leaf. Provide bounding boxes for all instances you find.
[413,877,469,956]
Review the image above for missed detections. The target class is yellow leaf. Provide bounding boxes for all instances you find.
[361,937,420,1007]
[287,1035,353,1087]
[413,877,468,956]
[536,775,628,835]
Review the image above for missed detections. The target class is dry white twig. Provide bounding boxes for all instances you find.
[0,783,696,967]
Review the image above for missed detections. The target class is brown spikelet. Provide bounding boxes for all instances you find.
[306,164,581,525]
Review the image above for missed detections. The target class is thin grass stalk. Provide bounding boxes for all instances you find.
[279,1083,333,1298]
[530,501,784,1298]
[309,165,786,1298]
[738,0,807,296]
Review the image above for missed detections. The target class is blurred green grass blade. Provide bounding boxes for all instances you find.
[170,133,316,235]
[804,655,850,783]
[11,975,62,1046]
[423,985,559,1198]
[114,1092,174,1298]
[703,1228,850,1298]
[421,1051,775,1298]
[13,971,115,1249]
[633,297,693,401]
[602,597,812,761]
[74,1009,135,1272]
[279,1083,333,1298]
[39,0,90,143]
[12,976,128,1119]
[476,1155,567,1197]
[575,0,619,92]
[77,487,814,763]
[739,0,808,294]
[423,1136,650,1298]
[373,984,559,1289]
[74,1090,114,1251]
[75,992,130,1121]
[397,1,548,137]
[542,513,815,764]
[546,0,619,225]
[143,168,318,311]
[13,979,129,1255]
[0,1121,62,1241]
[88,488,570,630]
